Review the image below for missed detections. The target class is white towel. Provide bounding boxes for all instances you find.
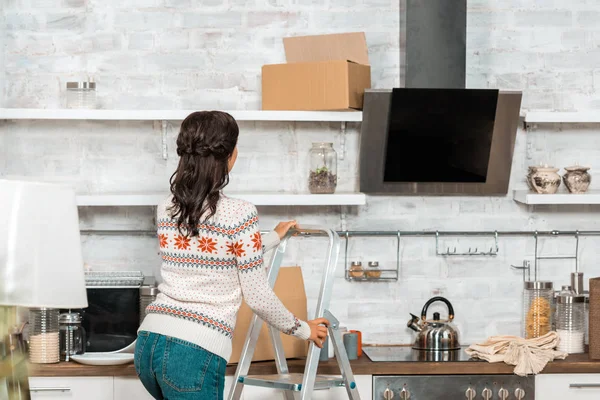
[465,331,567,376]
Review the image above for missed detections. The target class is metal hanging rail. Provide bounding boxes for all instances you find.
[79,229,600,237]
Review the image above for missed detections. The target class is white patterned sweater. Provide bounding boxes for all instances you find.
[139,195,311,361]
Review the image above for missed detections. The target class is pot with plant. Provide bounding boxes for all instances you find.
[308,143,337,194]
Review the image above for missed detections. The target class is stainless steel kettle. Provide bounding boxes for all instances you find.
[407,296,460,351]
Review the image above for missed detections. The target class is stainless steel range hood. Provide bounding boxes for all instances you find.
[360,0,522,196]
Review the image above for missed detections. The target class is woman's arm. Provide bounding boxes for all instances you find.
[261,230,280,253]
[231,203,311,340]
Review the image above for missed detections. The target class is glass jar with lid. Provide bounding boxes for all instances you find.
[365,261,382,279]
[348,261,364,279]
[59,312,86,361]
[29,308,60,364]
[66,81,97,109]
[556,292,585,354]
[523,281,553,339]
[309,143,337,194]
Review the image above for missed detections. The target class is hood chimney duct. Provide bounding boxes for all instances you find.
[405,0,467,89]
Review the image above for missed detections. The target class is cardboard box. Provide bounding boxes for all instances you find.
[262,32,372,111]
[228,266,308,364]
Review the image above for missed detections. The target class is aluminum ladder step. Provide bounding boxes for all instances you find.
[239,373,346,391]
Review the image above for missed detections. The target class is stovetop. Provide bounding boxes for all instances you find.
[363,346,483,362]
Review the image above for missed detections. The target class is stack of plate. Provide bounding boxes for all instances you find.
[29,332,60,364]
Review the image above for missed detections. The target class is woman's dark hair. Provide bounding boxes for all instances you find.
[169,111,239,237]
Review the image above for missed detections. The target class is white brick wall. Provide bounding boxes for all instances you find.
[2,1,600,345]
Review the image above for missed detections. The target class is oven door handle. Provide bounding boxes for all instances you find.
[569,383,600,389]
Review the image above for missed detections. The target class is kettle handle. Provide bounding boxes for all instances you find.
[421,296,455,321]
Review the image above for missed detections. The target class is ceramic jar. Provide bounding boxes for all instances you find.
[531,166,561,194]
[526,166,539,190]
[563,166,591,194]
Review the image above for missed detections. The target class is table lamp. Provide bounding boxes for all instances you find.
[0,179,88,399]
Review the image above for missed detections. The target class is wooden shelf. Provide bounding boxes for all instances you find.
[76,192,367,207]
[513,190,600,205]
[524,111,600,124]
[0,108,362,122]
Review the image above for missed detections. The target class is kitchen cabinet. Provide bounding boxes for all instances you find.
[536,374,600,400]
[113,378,154,400]
[240,375,372,400]
[29,377,113,400]
[113,376,235,400]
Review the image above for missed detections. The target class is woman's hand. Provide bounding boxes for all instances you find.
[274,220,297,239]
[307,318,329,348]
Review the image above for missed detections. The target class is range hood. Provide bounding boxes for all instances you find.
[360,0,522,195]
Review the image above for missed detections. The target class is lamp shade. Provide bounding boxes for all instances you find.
[0,179,88,308]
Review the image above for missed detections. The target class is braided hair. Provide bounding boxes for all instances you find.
[168,111,239,237]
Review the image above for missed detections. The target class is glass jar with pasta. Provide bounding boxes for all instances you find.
[523,281,554,339]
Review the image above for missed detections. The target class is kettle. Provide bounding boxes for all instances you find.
[407,296,460,351]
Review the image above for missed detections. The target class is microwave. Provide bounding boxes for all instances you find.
[71,272,147,353]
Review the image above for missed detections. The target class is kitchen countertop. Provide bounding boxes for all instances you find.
[28,352,600,377]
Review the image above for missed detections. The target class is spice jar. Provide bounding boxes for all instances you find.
[309,143,337,194]
[29,308,60,364]
[365,261,382,279]
[523,281,553,339]
[556,291,585,354]
[59,312,86,361]
[66,80,97,109]
[348,262,364,279]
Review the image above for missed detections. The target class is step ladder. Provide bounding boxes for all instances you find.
[228,226,361,400]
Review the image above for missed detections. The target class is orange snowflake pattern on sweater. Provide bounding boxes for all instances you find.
[226,240,245,257]
[198,236,217,254]
[250,232,262,252]
[158,233,169,248]
[174,234,191,250]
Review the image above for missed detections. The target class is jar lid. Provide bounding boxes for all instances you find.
[67,81,96,89]
[59,312,82,323]
[557,294,585,304]
[351,261,362,266]
[368,261,379,267]
[141,285,159,296]
[564,165,590,171]
[312,142,333,147]
[524,281,553,290]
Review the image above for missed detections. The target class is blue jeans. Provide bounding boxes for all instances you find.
[134,331,226,400]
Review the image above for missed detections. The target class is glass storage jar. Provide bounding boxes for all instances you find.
[348,261,364,279]
[309,142,337,194]
[556,293,585,354]
[59,312,86,361]
[66,81,97,109]
[365,261,382,279]
[523,281,553,339]
[29,308,60,364]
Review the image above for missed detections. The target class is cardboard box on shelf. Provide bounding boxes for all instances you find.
[228,266,308,364]
[262,32,372,111]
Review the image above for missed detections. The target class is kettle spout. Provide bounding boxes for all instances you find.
[407,313,422,332]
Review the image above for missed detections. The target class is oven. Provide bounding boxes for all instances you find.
[365,346,535,400]
[373,375,534,400]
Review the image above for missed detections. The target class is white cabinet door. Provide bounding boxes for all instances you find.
[114,377,154,400]
[240,375,372,400]
[536,374,600,400]
[114,376,235,400]
[29,377,113,400]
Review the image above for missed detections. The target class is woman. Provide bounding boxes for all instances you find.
[135,111,328,400]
